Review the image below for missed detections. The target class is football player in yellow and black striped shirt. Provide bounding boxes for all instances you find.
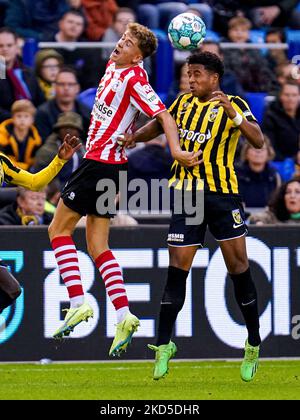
[120,51,265,382]
[0,134,81,316]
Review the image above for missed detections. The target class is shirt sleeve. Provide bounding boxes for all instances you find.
[231,96,257,123]
[129,77,166,118]
[1,154,66,191]
[168,94,185,118]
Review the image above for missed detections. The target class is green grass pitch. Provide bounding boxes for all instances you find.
[0,360,300,400]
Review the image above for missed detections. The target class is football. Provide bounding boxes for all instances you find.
[168,12,206,51]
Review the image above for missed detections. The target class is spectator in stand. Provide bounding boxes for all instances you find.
[34,112,85,187]
[102,7,136,61]
[265,28,288,70]
[249,177,300,225]
[35,50,64,101]
[44,179,61,215]
[127,135,173,212]
[4,0,70,41]
[276,62,300,87]
[249,0,300,29]
[0,187,53,225]
[262,81,300,161]
[35,67,90,142]
[165,63,190,108]
[201,41,244,97]
[54,10,86,43]
[0,100,41,171]
[236,136,281,208]
[68,0,118,41]
[116,0,139,12]
[223,16,278,93]
[0,27,45,123]
[295,150,300,177]
[52,10,105,90]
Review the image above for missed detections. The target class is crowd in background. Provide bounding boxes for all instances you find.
[0,0,299,226]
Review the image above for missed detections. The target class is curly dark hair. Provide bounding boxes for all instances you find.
[187,51,224,80]
[269,176,300,221]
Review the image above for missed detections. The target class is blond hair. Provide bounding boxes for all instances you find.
[127,22,158,58]
[228,16,252,30]
[240,135,275,162]
[11,99,36,117]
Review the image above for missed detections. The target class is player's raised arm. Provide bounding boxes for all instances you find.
[2,134,81,191]
[209,91,265,149]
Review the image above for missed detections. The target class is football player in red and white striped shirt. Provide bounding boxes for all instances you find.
[48,23,201,356]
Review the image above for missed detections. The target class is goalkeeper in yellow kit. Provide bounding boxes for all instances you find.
[0,134,81,314]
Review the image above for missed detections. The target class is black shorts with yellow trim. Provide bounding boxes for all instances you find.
[61,158,128,218]
[167,191,248,247]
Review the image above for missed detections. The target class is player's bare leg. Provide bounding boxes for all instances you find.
[49,200,93,339]
[220,236,261,381]
[86,215,139,356]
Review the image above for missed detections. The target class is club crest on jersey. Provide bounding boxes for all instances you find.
[111,80,122,92]
[208,108,219,122]
[232,209,243,225]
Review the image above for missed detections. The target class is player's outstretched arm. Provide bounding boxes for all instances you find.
[118,111,202,168]
[155,110,202,168]
[3,134,82,191]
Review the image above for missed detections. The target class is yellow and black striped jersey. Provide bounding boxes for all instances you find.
[168,93,257,194]
[0,153,66,191]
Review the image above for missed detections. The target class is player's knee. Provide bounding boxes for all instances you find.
[11,284,21,300]
[169,253,192,271]
[87,242,108,261]
[228,258,249,275]
[48,221,57,240]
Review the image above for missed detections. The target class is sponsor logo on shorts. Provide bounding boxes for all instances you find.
[168,233,184,242]
[232,208,244,228]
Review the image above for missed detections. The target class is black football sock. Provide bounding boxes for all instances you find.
[230,267,261,347]
[156,266,189,346]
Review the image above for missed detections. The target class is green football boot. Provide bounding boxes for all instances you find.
[240,339,260,382]
[148,341,177,380]
[109,313,140,357]
[53,302,94,339]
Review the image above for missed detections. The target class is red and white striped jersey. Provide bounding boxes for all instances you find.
[85,61,166,164]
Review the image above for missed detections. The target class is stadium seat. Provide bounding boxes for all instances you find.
[0,188,17,209]
[285,30,300,59]
[78,88,97,111]
[185,2,213,30]
[205,30,220,42]
[249,29,265,44]
[286,29,300,43]
[157,2,187,32]
[244,92,267,124]
[138,4,159,29]
[270,159,295,182]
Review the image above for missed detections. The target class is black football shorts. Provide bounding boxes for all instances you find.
[62,158,128,218]
[168,190,248,247]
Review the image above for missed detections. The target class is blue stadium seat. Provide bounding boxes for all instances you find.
[78,88,97,111]
[249,29,265,43]
[270,159,295,182]
[138,4,159,29]
[285,29,300,43]
[244,92,267,124]
[157,2,187,32]
[205,30,220,42]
